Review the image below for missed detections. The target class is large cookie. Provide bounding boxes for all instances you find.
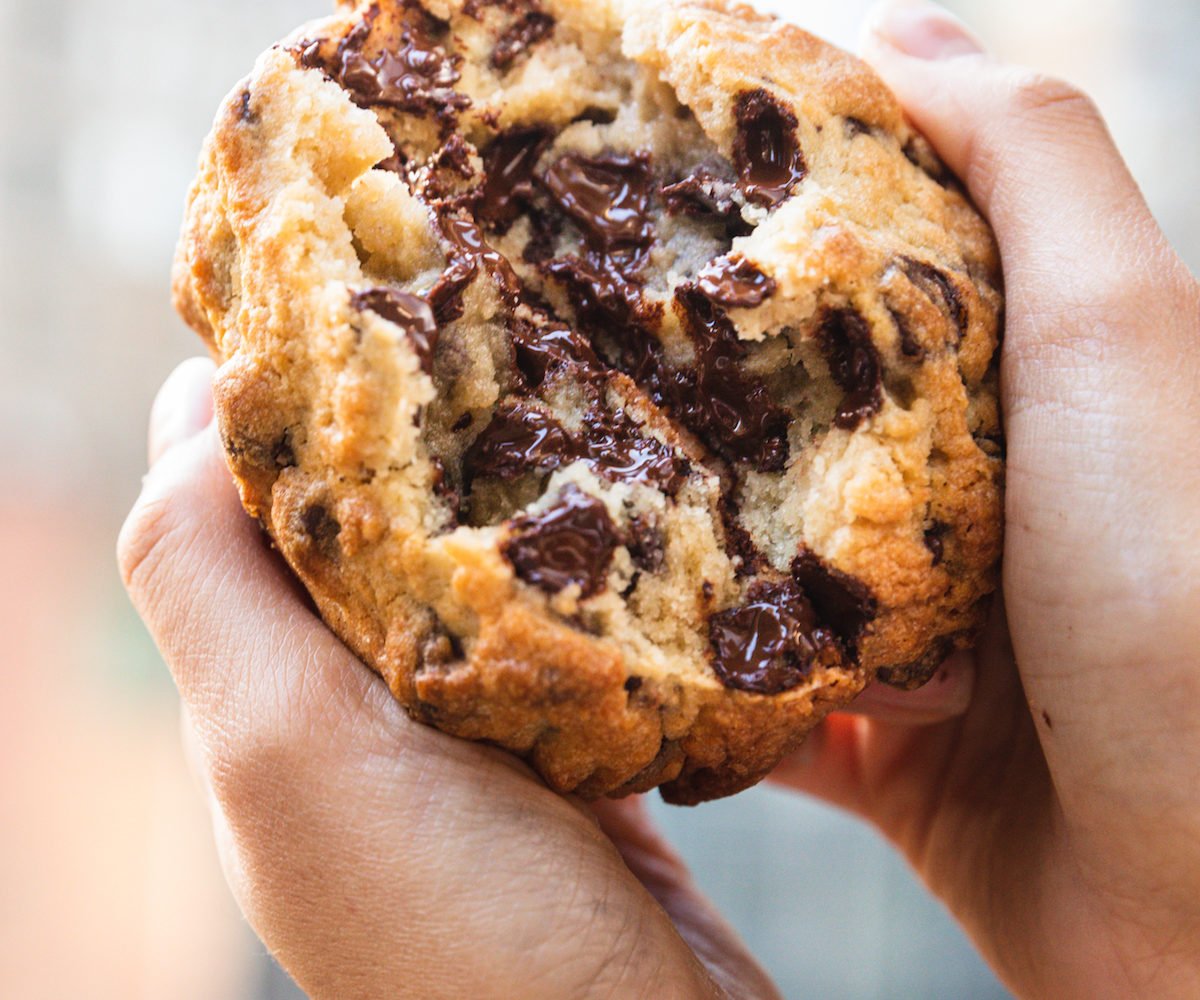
[173,0,1003,803]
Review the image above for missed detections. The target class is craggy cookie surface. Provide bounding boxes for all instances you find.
[173,0,1003,803]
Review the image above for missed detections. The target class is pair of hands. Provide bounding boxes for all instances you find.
[120,1,1200,996]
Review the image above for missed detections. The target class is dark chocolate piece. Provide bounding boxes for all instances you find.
[542,253,654,332]
[492,11,555,70]
[844,116,873,138]
[352,287,440,374]
[733,89,806,208]
[625,514,665,573]
[902,257,968,339]
[508,315,602,387]
[672,285,790,471]
[923,522,948,566]
[661,168,747,236]
[503,485,619,597]
[719,490,764,578]
[818,308,883,430]
[791,549,878,648]
[541,152,655,253]
[696,255,777,309]
[435,213,522,315]
[301,504,342,559]
[331,13,470,119]
[478,128,553,232]
[464,401,573,481]
[580,406,688,495]
[709,581,833,694]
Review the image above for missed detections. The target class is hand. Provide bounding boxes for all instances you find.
[119,2,1200,998]
[774,2,1200,998]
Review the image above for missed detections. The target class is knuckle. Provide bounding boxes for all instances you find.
[1005,70,1100,127]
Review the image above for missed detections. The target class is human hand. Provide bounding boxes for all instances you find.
[774,2,1200,997]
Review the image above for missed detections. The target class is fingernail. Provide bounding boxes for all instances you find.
[149,358,216,466]
[869,0,984,60]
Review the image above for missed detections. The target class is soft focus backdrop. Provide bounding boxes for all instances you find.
[1,0,1196,996]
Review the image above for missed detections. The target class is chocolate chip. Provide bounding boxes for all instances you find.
[580,406,687,495]
[902,257,968,339]
[661,168,751,237]
[301,504,341,558]
[508,314,601,387]
[791,549,877,649]
[625,514,665,573]
[503,485,619,597]
[733,89,806,208]
[696,255,777,309]
[464,400,573,482]
[541,152,655,253]
[672,285,790,470]
[903,137,954,188]
[451,412,474,432]
[272,430,297,469]
[542,252,655,333]
[478,128,552,232]
[844,116,872,138]
[492,11,555,70]
[719,490,764,578]
[238,88,256,123]
[624,676,644,693]
[352,287,440,374]
[818,308,883,430]
[325,10,470,121]
[708,581,835,694]
[889,307,925,360]
[923,522,948,565]
[434,213,522,316]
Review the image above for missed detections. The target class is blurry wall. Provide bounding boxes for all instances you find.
[0,0,1195,997]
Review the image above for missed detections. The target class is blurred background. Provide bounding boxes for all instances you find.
[0,0,1196,996]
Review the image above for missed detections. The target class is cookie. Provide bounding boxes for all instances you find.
[173,0,1003,803]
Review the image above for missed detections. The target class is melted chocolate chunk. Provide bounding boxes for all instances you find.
[580,406,688,495]
[902,258,968,339]
[791,549,878,648]
[924,522,948,566]
[661,167,748,236]
[903,137,954,188]
[238,89,256,123]
[492,11,555,70]
[542,153,655,253]
[503,485,619,597]
[464,401,572,481]
[331,13,470,119]
[818,309,883,430]
[844,116,873,138]
[352,287,439,374]
[625,514,665,573]
[435,213,522,315]
[542,253,654,333]
[709,581,833,694]
[672,286,790,471]
[889,307,925,360]
[508,315,601,387]
[479,128,552,232]
[301,504,341,559]
[719,492,764,578]
[733,89,806,208]
[696,256,777,310]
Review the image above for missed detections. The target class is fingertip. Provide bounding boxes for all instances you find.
[861,0,985,62]
[148,357,217,468]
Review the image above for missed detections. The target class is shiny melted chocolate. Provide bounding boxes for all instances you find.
[542,153,655,254]
[327,13,470,120]
[660,167,749,237]
[492,11,555,70]
[352,287,440,373]
[503,485,620,596]
[733,89,806,208]
[696,255,777,309]
[708,581,832,693]
[463,400,572,481]
[791,549,878,647]
[478,128,553,232]
[818,308,883,430]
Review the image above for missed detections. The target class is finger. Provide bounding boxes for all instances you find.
[843,651,975,725]
[119,415,723,999]
[861,0,1177,288]
[591,798,783,1000]
[147,358,216,467]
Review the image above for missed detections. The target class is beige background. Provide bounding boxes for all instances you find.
[0,0,1195,996]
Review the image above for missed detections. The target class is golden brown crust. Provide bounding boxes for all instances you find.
[173,0,1002,802]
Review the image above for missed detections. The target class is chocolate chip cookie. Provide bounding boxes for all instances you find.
[173,0,1003,803]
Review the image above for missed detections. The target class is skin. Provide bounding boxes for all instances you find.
[119,1,1200,996]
